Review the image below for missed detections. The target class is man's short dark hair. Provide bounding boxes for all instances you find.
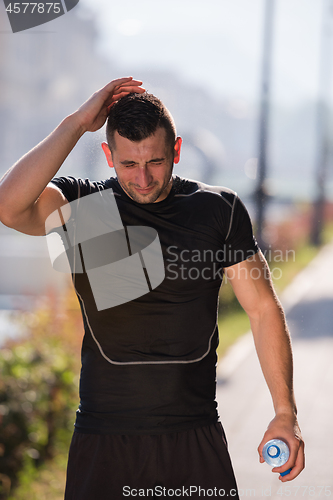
[106,92,177,152]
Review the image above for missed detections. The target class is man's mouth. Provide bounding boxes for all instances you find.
[134,186,155,194]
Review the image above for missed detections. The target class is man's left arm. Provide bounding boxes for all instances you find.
[224,251,305,481]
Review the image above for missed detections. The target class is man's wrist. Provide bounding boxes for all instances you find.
[62,112,87,140]
[274,406,298,418]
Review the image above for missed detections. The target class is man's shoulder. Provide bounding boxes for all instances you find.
[173,176,238,208]
[51,175,118,202]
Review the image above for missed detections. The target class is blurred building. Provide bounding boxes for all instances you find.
[0,3,115,179]
[0,4,118,307]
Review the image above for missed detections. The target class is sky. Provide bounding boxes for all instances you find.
[79,0,327,107]
[1,0,332,202]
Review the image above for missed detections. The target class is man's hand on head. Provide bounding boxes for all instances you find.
[0,77,144,235]
[75,77,145,134]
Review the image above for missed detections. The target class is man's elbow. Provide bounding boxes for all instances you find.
[0,203,17,229]
[244,294,285,323]
[0,204,34,233]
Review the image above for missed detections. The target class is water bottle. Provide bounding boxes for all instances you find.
[262,439,292,477]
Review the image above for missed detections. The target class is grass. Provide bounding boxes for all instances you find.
[217,308,251,359]
[217,222,333,360]
[9,449,68,500]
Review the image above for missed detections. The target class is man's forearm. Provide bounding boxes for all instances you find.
[226,253,305,479]
[249,299,297,416]
[0,112,84,227]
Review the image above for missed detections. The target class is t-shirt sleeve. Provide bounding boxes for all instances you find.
[222,195,259,267]
[50,176,99,203]
[50,176,81,203]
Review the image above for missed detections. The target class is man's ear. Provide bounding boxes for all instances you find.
[101,142,114,168]
[174,136,182,164]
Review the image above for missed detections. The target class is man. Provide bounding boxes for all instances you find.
[0,77,304,499]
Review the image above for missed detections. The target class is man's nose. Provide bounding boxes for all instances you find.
[135,166,153,187]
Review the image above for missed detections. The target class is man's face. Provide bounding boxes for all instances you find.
[102,127,182,204]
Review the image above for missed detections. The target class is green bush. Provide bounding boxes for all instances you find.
[0,291,83,499]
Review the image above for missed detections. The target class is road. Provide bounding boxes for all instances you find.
[216,240,333,499]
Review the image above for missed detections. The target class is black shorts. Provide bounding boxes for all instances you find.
[64,422,239,500]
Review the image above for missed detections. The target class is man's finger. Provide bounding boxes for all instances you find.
[104,77,134,89]
[97,78,138,100]
[277,443,305,482]
[113,85,145,96]
[102,86,144,113]
[105,77,143,93]
[106,93,131,112]
[106,89,144,112]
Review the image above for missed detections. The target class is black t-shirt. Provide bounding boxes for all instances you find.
[51,175,259,434]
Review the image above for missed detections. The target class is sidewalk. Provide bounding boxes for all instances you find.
[216,240,333,499]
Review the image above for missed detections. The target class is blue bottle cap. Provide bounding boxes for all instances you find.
[280,468,292,477]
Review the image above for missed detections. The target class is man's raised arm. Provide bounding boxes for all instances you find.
[0,77,144,236]
[224,251,305,482]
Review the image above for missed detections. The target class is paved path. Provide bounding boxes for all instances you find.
[216,241,333,499]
